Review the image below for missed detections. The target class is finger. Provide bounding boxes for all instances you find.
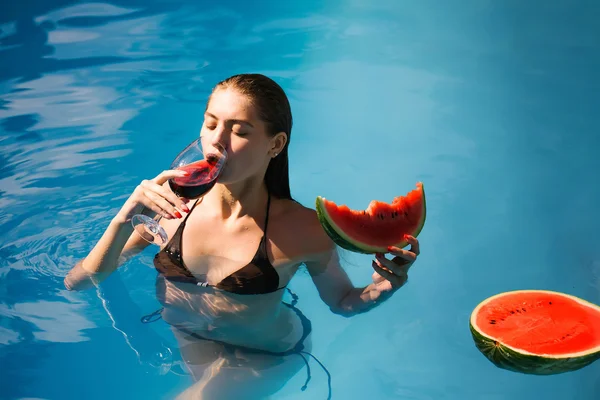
[142,198,175,220]
[144,189,183,219]
[375,254,411,277]
[405,235,420,256]
[151,181,191,212]
[141,180,189,213]
[384,246,417,263]
[391,256,413,274]
[372,261,406,287]
[372,260,399,281]
[152,169,190,186]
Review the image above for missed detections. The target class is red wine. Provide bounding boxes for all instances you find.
[169,159,219,199]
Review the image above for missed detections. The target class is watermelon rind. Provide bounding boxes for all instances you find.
[469,290,600,375]
[315,201,372,254]
[315,183,426,254]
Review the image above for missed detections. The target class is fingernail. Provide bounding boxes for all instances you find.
[403,234,410,240]
[181,204,190,212]
[387,246,395,252]
[174,211,182,218]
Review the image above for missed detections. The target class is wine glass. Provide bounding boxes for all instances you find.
[131,137,227,245]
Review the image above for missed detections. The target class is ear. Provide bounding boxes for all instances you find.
[269,132,288,158]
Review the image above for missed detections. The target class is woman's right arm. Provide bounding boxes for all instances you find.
[64,169,190,291]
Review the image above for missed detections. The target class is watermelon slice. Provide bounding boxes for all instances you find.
[470,290,600,375]
[315,182,426,254]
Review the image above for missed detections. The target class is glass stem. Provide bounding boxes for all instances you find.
[150,214,163,233]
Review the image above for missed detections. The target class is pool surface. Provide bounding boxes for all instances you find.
[1,1,599,399]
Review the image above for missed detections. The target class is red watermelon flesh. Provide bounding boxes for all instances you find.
[474,291,600,356]
[316,182,426,253]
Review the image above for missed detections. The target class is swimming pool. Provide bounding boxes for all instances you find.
[1,1,599,399]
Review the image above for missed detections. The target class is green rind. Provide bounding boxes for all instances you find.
[469,290,600,375]
[315,201,372,254]
[469,322,600,375]
[315,183,426,254]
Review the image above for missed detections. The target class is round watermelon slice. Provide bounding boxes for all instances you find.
[470,290,600,375]
[315,182,426,254]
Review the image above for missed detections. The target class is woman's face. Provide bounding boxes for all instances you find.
[200,88,279,185]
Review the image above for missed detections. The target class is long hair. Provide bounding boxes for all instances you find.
[209,74,293,200]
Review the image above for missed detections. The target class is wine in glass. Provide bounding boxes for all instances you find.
[131,137,227,245]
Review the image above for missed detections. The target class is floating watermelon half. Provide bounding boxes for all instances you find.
[315,182,426,254]
[470,290,600,375]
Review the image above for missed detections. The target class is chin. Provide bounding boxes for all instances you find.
[215,171,235,185]
[215,165,262,186]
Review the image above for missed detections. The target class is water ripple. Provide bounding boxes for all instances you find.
[35,3,140,24]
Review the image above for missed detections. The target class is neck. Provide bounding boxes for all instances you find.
[203,175,269,221]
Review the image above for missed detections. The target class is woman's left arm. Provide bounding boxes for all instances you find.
[305,235,420,317]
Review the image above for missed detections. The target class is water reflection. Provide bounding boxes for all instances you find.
[36,2,140,23]
[6,298,96,343]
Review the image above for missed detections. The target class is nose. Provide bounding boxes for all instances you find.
[208,126,230,155]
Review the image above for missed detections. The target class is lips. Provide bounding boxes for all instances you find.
[205,153,220,165]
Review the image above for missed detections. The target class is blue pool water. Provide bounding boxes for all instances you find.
[1,1,599,399]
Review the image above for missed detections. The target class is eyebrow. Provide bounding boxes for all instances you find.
[204,112,254,128]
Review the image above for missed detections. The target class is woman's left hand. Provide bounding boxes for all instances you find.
[371,235,420,293]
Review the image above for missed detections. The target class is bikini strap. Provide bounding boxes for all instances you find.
[263,193,271,231]
[258,192,271,254]
[181,198,202,225]
[166,197,201,247]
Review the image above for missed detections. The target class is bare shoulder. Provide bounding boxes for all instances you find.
[271,198,335,259]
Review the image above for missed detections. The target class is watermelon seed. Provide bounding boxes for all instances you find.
[549,302,552,305]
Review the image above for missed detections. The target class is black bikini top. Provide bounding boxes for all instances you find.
[152,192,284,295]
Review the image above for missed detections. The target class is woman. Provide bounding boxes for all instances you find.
[65,74,420,399]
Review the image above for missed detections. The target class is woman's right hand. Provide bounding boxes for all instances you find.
[115,169,191,224]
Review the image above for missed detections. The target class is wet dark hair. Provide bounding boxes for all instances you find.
[209,73,293,200]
